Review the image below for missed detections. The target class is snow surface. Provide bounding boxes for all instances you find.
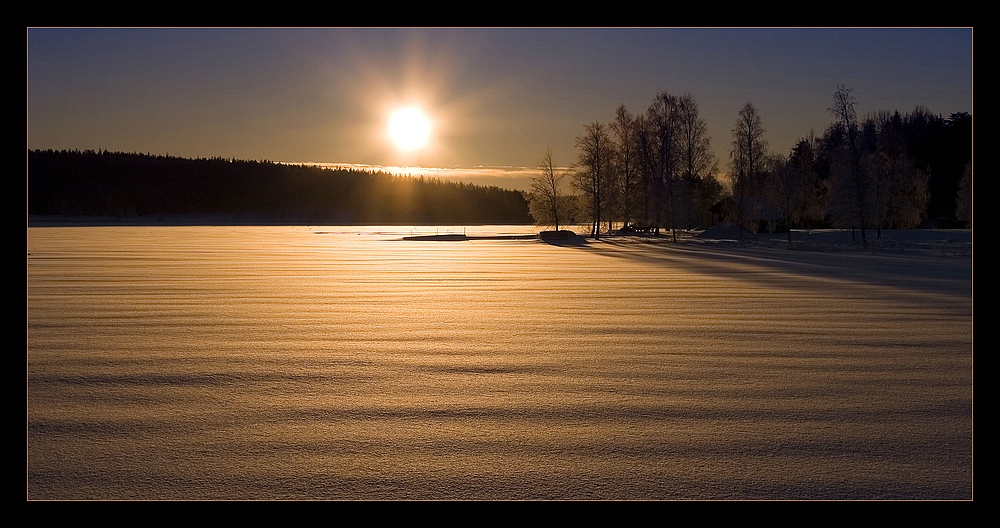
[27,225,972,499]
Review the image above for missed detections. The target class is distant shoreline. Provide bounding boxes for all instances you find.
[27,214,536,228]
[27,216,971,252]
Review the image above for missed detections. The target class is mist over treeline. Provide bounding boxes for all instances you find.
[28,149,533,225]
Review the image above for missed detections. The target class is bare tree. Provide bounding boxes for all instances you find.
[610,104,642,230]
[573,122,614,239]
[647,92,682,240]
[730,102,768,240]
[827,85,872,247]
[528,148,566,231]
[677,93,720,228]
[633,114,657,228]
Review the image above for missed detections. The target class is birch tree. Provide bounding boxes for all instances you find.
[573,122,614,238]
[528,148,566,231]
[610,104,642,229]
[730,102,768,240]
[647,92,681,239]
[826,86,873,247]
[677,93,721,228]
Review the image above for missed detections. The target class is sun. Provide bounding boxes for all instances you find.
[388,107,431,151]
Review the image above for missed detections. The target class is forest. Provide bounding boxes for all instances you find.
[27,86,971,235]
[27,150,533,225]
[527,87,972,246]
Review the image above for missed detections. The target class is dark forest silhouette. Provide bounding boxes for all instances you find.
[28,150,533,225]
[29,88,970,232]
[529,88,971,239]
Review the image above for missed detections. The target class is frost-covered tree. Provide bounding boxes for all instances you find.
[824,107,929,239]
[865,110,929,233]
[763,152,798,242]
[956,162,972,228]
[826,86,873,247]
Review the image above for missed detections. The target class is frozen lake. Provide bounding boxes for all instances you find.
[27,226,973,499]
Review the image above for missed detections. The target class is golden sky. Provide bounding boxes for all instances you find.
[28,28,973,188]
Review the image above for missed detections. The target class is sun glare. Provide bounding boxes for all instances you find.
[389,107,431,151]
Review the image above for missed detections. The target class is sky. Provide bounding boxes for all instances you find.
[27,28,973,190]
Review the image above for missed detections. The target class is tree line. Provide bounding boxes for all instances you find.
[527,87,972,244]
[28,149,533,225]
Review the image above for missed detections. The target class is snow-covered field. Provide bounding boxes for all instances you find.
[27,226,972,499]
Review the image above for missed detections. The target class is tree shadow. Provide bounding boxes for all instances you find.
[584,238,971,311]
